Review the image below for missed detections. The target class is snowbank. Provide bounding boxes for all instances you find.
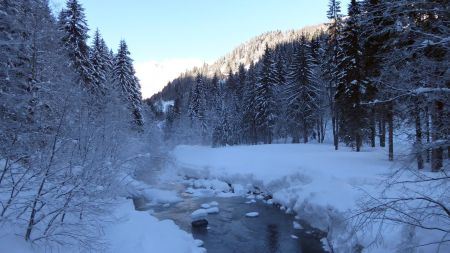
[174,144,388,214]
[0,200,205,253]
[105,201,205,253]
[173,144,449,253]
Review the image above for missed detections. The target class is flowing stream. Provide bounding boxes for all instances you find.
[135,195,326,253]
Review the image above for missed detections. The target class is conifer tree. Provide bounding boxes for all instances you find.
[255,44,278,144]
[286,36,319,143]
[325,0,344,150]
[90,29,111,94]
[242,62,258,144]
[335,0,366,151]
[112,40,144,127]
[59,0,95,90]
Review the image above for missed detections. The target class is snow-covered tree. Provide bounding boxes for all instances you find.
[285,36,319,143]
[325,0,344,150]
[90,29,111,94]
[255,45,278,144]
[112,40,144,127]
[58,0,96,90]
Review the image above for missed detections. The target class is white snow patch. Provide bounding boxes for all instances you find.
[105,202,206,253]
[245,212,259,217]
[200,203,211,209]
[293,221,303,230]
[205,207,220,214]
[191,209,208,221]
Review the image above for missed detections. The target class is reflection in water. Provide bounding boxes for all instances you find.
[267,224,279,253]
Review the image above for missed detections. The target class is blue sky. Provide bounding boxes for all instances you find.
[50,0,350,97]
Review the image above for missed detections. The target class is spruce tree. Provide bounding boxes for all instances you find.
[59,0,95,90]
[242,62,258,144]
[325,0,344,150]
[285,36,319,143]
[112,40,144,127]
[90,29,111,94]
[255,44,277,144]
[335,0,366,151]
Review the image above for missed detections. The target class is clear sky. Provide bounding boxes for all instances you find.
[50,0,350,98]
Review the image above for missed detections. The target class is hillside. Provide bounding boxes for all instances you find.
[149,23,326,102]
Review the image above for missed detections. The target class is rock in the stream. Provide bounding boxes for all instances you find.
[290,235,299,239]
[201,203,211,209]
[245,199,256,204]
[205,207,219,214]
[245,212,259,217]
[208,201,219,206]
[191,209,208,220]
[191,219,208,227]
[263,195,273,201]
[293,221,303,230]
[194,239,204,247]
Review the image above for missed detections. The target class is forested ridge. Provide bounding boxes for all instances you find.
[152,0,449,171]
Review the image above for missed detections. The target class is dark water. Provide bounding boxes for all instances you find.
[142,196,326,253]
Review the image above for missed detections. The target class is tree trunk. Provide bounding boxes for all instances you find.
[431,100,443,172]
[414,103,424,170]
[320,117,325,143]
[387,103,394,161]
[425,105,431,163]
[379,112,386,147]
[303,120,308,143]
[370,107,376,147]
[333,112,339,150]
[356,132,361,152]
[317,120,321,143]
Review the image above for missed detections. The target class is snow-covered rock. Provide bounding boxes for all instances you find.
[201,203,211,209]
[191,209,208,221]
[208,201,219,206]
[293,221,303,230]
[205,207,219,214]
[245,212,259,217]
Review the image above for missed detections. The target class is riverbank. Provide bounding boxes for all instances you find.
[172,143,449,253]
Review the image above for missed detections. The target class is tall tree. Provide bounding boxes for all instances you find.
[59,0,95,90]
[286,36,319,143]
[90,29,111,94]
[112,40,144,127]
[325,0,344,150]
[335,0,367,152]
[255,45,278,144]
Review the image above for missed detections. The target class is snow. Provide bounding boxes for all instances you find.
[174,144,388,214]
[191,209,209,220]
[0,233,34,253]
[105,201,206,253]
[142,188,181,205]
[293,221,303,230]
[200,203,210,209]
[208,201,219,206]
[173,143,449,253]
[204,207,220,214]
[0,200,206,253]
[245,212,259,217]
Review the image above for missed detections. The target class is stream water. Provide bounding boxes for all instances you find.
[137,195,326,253]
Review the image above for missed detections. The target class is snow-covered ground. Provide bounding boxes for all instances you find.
[173,143,449,253]
[0,199,205,253]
